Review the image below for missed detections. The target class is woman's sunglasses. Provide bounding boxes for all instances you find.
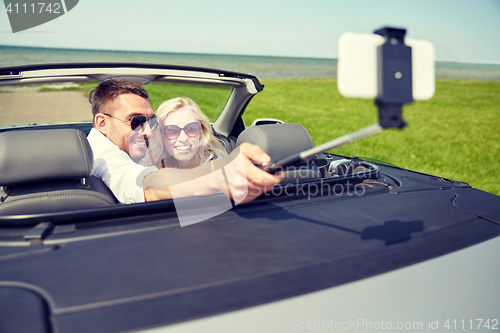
[103,113,158,131]
[161,122,202,140]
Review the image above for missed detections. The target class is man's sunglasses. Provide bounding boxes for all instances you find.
[161,122,202,140]
[103,113,158,131]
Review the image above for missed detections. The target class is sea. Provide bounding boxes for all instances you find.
[1,45,500,81]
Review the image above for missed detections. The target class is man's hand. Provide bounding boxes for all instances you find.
[228,143,283,204]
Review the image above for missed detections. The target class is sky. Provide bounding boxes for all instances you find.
[0,0,499,64]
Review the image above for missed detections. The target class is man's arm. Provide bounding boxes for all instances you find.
[142,143,283,203]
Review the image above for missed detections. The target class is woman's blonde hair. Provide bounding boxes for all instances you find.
[141,97,227,169]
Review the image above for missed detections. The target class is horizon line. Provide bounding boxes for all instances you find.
[1,44,500,66]
[0,44,336,62]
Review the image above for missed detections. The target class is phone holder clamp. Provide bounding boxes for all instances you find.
[374,27,413,129]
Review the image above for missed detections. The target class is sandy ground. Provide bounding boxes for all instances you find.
[0,87,91,127]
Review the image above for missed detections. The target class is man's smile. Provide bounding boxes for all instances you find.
[132,140,147,146]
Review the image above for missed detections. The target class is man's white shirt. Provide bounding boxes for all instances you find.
[87,128,158,203]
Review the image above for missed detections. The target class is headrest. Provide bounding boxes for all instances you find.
[0,129,93,185]
[236,123,314,161]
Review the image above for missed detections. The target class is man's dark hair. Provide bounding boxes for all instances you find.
[91,79,149,121]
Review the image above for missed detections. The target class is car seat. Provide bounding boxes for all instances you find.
[0,129,118,215]
[236,123,322,183]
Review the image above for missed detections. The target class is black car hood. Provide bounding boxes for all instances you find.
[1,167,500,332]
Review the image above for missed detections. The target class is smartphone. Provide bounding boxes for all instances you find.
[337,32,435,101]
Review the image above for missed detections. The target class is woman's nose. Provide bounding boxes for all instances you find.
[177,129,189,141]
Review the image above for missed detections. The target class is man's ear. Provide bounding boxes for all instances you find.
[94,114,108,134]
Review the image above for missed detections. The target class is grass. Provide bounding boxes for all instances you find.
[143,82,232,120]
[243,78,500,195]
[37,81,98,94]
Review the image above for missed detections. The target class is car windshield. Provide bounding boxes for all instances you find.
[0,80,233,128]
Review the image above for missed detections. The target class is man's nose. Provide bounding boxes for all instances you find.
[139,121,153,137]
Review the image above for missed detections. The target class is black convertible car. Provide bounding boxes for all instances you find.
[0,61,499,333]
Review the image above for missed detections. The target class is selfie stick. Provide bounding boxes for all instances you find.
[263,27,412,174]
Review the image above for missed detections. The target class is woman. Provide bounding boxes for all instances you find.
[141,97,228,169]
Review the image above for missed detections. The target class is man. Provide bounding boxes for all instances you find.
[87,79,282,204]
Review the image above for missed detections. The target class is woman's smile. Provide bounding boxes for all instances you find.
[174,144,193,152]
